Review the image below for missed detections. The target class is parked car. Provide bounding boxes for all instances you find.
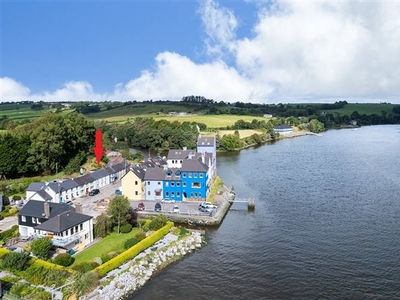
[154,202,162,212]
[137,202,145,211]
[199,206,212,213]
[89,189,100,196]
[161,199,175,203]
[172,205,180,213]
[199,201,217,209]
[115,189,122,195]
[65,200,73,205]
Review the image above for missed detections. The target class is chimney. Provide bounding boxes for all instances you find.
[75,202,83,214]
[201,151,205,164]
[44,201,50,218]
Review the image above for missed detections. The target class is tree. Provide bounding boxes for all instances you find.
[107,195,130,234]
[127,206,138,226]
[94,213,112,237]
[31,237,52,259]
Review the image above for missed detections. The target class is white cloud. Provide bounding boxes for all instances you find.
[0,77,31,101]
[235,1,400,101]
[113,51,268,102]
[2,0,400,103]
[198,0,238,57]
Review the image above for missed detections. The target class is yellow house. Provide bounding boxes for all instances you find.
[121,166,145,200]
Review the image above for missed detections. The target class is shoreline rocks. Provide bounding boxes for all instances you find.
[89,230,204,300]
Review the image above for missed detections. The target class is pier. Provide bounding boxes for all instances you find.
[229,197,256,210]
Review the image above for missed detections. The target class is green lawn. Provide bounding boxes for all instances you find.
[328,103,395,116]
[72,228,142,265]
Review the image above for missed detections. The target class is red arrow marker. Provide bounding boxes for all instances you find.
[94,130,104,165]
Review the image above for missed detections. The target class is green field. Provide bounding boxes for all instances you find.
[327,103,395,115]
[90,113,269,129]
[0,103,74,121]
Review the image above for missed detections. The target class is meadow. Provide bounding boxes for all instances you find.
[328,103,395,115]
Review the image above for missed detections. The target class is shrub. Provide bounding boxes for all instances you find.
[53,253,75,267]
[72,261,97,273]
[148,214,168,231]
[100,253,111,263]
[136,231,146,241]
[2,251,31,271]
[0,225,19,243]
[124,238,140,250]
[31,237,52,259]
[120,223,132,233]
[12,195,22,201]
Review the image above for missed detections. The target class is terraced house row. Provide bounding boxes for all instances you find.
[121,136,217,202]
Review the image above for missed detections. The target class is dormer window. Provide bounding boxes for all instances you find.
[175,170,181,176]
[166,170,172,176]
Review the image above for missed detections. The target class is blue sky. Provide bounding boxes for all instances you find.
[1,0,400,103]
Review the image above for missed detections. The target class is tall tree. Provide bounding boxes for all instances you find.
[107,195,130,234]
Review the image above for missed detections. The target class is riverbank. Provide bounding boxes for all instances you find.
[87,230,204,299]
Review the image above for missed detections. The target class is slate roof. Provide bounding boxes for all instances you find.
[181,157,209,172]
[274,124,293,130]
[109,162,127,172]
[35,190,53,201]
[90,169,109,180]
[47,181,62,193]
[144,168,167,181]
[132,165,146,180]
[27,182,45,192]
[167,149,197,160]
[60,178,79,190]
[19,200,75,218]
[197,136,215,147]
[73,173,95,186]
[34,211,92,233]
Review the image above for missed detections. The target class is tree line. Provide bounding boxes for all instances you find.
[0,112,96,179]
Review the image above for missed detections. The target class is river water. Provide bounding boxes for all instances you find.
[129,125,400,300]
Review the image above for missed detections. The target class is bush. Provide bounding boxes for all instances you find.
[53,253,75,267]
[2,251,31,271]
[0,225,19,243]
[124,238,140,250]
[12,195,22,201]
[72,261,98,273]
[148,214,168,231]
[31,237,52,259]
[136,231,146,241]
[120,223,132,233]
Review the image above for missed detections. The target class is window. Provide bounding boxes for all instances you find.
[158,181,161,185]
[21,216,26,222]
[177,192,180,196]
[166,182,169,187]
[36,218,41,224]
[148,191,151,196]
[192,182,200,188]
[189,173,192,178]
[171,192,175,197]
[135,181,138,185]
[75,226,78,233]
[32,217,36,224]
[80,224,83,231]
[171,182,175,187]
[183,173,186,178]
[70,228,74,235]
[147,181,150,185]
[177,182,180,187]
[155,189,162,196]
[200,173,204,178]
[166,192,169,197]
[135,191,138,195]
[183,182,186,187]
[194,173,197,178]
[85,233,89,240]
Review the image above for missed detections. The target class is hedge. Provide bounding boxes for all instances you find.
[31,256,69,271]
[93,221,174,277]
[0,247,10,258]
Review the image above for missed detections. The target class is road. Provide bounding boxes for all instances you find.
[0,181,218,232]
